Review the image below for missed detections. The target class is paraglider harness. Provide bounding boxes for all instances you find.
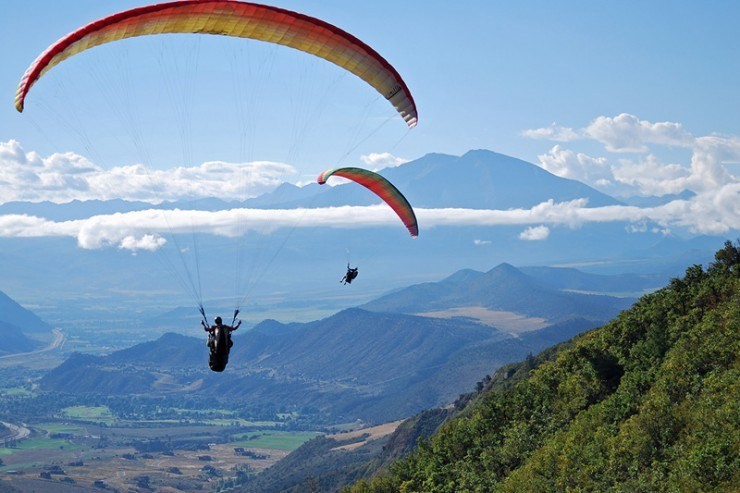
[200,306,239,372]
[341,263,359,285]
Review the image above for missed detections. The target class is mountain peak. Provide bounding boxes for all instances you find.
[441,269,484,285]
[490,262,518,272]
[485,262,531,282]
[380,150,621,209]
[363,260,633,324]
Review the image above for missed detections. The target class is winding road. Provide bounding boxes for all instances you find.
[0,421,31,442]
[0,328,65,361]
[0,331,62,443]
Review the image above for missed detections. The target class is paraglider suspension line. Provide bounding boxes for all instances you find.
[199,304,209,327]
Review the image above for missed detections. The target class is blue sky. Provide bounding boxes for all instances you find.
[1,0,739,247]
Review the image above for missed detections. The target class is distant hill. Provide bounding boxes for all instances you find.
[40,353,156,394]
[0,290,49,355]
[0,199,155,221]
[38,260,647,423]
[362,263,635,324]
[107,332,204,366]
[40,309,538,422]
[39,314,603,423]
[0,290,52,333]
[519,265,665,295]
[341,241,740,493]
[0,320,39,355]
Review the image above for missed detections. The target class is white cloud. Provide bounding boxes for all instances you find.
[519,225,550,241]
[0,214,66,237]
[0,140,297,204]
[688,135,740,192]
[525,114,739,199]
[523,114,695,153]
[610,154,690,196]
[537,145,611,184]
[359,152,409,170]
[521,123,579,142]
[584,113,694,152]
[0,205,412,251]
[119,234,167,252]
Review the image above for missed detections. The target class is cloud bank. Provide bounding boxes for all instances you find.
[1,192,738,252]
[0,140,298,204]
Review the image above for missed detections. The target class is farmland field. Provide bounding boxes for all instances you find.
[60,405,116,425]
[232,431,321,450]
[0,414,320,491]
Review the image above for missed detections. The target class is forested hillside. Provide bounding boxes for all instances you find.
[346,240,739,492]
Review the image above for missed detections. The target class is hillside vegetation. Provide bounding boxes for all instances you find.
[347,241,739,492]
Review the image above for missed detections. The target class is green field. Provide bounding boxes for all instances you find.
[232,431,320,451]
[124,408,284,427]
[199,418,281,427]
[0,436,84,469]
[35,423,88,435]
[59,405,116,425]
[3,437,81,453]
[0,386,34,397]
[171,407,237,416]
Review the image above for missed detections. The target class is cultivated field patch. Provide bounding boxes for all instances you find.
[416,306,549,333]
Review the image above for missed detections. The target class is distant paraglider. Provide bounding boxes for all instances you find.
[341,264,359,285]
[317,167,419,237]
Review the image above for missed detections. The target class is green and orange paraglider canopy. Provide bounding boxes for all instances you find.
[318,167,418,237]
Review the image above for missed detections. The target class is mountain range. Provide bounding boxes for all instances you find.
[37,261,633,423]
[0,149,731,328]
[361,262,636,323]
[236,241,740,493]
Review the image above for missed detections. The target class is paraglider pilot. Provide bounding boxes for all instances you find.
[202,316,241,351]
[341,264,359,285]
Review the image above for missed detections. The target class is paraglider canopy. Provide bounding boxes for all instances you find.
[15,0,418,128]
[317,167,418,237]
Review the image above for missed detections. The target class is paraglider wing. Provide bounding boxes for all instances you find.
[15,0,417,127]
[317,167,418,237]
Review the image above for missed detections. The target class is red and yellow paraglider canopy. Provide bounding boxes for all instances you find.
[15,0,418,128]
